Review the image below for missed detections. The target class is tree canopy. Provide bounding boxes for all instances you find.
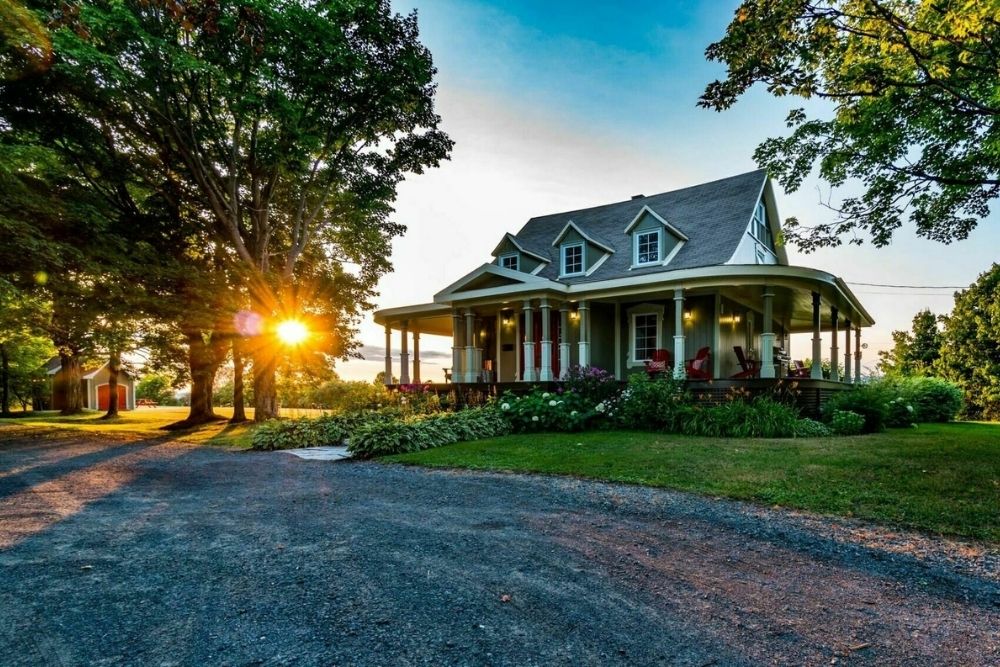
[702,1,1000,251]
[0,0,451,421]
[937,263,1000,419]
[877,308,942,376]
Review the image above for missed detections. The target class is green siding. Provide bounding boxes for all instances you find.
[589,303,616,372]
[559,228,606,274]
[493,237,546,273]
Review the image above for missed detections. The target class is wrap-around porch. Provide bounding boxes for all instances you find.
[374,266,874,390]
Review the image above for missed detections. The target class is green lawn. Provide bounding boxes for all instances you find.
[387,422,1000,542]
[0,407,266,448]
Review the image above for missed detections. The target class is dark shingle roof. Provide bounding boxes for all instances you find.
[510,169,767,283]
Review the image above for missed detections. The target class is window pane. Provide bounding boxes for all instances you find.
[501,254,518,270]
[636,231,659,264]
[563,245,583,274]
[634,313,657,360]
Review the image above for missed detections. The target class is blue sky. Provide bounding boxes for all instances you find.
[336,0,1000,381]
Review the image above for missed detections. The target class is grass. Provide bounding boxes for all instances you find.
[0,406,275,448]
[386,422,1000,543]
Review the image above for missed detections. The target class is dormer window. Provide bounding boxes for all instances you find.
[561,243,584,276]
[634,230,660,265]
[499,253,519,271]
[752,201,774,250]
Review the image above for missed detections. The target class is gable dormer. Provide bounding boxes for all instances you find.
[551,221,614,278]
[623,206,688,269]
[727,178,789,266]
[491,233,548,274]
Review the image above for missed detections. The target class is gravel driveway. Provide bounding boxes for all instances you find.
[1,426,997,666]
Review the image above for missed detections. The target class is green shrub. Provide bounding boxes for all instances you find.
[612,373,690,431]
[250,410,400,451]
[822,384,890,433]
[499,388,594,433]
[251,418,321,451]
[792,418,833,438]
[349,407,510,459]
[680,397,800,438]
[885,397,917,428]
[829,409,865,435]
[888,376,963,423]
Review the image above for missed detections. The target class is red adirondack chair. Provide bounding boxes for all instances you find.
[644,349,672,377]
[731,345,759,379]
[685,347,712,380]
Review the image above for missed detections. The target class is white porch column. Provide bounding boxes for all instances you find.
[673,289,686,379]
[810,291,823,380]
[464,309,477,383]
[843,319,852,384]
[522,299,536,381]
[451,310,462,383]
[399,321,410,385]
[539,298,553,381]
[760,288,776,379]
[559,305,571,378]
[412,329,421,384]
[854,326,863,381]
[383,324,392,386]
[577,300,591,368]
[829,307,840,382]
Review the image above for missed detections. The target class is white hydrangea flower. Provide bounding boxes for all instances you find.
[570,410,578,416]
[501,403,510,411]
[906,405,914,413]
[595,402,606,413]
[542,392,550,399]
[548,400,558,407]
[531,415,539,422]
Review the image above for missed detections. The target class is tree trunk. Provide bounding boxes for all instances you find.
[230,338,247,423]
[164,333,224,429]
[100,350,121,420]
[0,343,10,417]
[252,348,279,422]
[59,351,84,415]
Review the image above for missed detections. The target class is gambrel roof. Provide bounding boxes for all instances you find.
[504,169,778,283]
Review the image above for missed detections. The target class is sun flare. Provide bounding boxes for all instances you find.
[276,319,309,346]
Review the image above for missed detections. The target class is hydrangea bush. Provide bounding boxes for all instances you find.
[498,388,595,432]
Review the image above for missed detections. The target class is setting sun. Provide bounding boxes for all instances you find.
[276,319,309,346]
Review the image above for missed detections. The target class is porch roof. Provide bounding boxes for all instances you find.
[380,264,871,330]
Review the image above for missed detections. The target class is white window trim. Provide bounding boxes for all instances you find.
[632,229,661,267]
[626,304,665,367]
[499,253,519,272]
[560,242,585,277]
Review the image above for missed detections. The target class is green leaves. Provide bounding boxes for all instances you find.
[703,0,1000,250]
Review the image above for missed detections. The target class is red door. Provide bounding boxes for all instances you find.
[97,384,127,410]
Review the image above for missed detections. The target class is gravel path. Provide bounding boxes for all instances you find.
[1,426,997,666]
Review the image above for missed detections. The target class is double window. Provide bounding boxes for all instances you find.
[499,253,519,271]
[634,230,660,265]
[561,243,584,276]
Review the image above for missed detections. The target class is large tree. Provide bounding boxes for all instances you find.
[877,308,942,376]
[936,264,1000,420]
[2,0,451,421]
[701,1,1000,250]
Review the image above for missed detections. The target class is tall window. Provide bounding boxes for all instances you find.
[562,243,584,275]
[499,253,519,271]
[753,201,773,249]
[635,230,660,265]
[633,313,658,361]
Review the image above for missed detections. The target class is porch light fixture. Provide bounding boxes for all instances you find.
[683,310,693,321]
[501,312,514,327]
[569,310,580,321]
